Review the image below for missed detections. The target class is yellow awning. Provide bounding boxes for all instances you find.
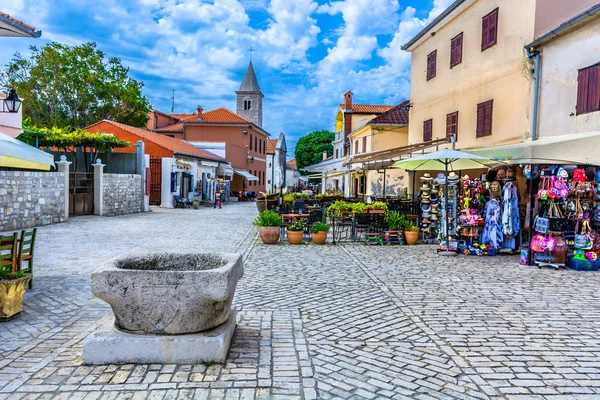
[0,132,54,170]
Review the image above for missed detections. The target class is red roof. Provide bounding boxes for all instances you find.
[266,139,278,154]
[368,101,410,126]
[340,104,393,114]
[155,122,184,132]
[87,120,226,162]
[197,108,252,124]
[286,159,297,170]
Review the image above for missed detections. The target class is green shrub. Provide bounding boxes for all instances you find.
[253,210,282,227]
[351,202,368,214]
[405,221,420,232]
[368,201,388,211]
[310,222,330,234]
[327,200,352,217]
[0,266,24,280]
[385,211,407,231]
[287,220,306,232]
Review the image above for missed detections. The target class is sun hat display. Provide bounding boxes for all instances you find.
[421,203,432,212]
[436,173,446,185]
[421,192,431,198]
[448,172,459,183]
[420,184,431,191]
[420,173,433,182]
[421,197,430,203]
[430,193,439,202]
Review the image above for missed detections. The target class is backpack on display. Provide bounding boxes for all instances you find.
[573,168,587,182]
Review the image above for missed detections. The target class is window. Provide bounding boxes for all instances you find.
[259,140,262,154]
[244,99,252,110]
[335,148,339,159]
[362,136,367,153]
[446,112,459,139]
[250,134,253,150]
[450,33,463,67]
[254,137,257,152]
[427,50,437,80]
[423,119,433,141]
[476,100,494,137]
[482,8,498,51]
[577,63,600,115]
[354,140,359,154]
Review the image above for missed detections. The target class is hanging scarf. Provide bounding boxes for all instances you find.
[482,198,503,249]
[502,182,520,237]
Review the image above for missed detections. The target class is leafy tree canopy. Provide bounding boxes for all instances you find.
[1,42,151,129]
[294,129,335,171]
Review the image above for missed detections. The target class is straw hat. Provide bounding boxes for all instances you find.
[448,172,459,182]
[436,173,446,185]
[420,173,433,182]
[420,184,431,192]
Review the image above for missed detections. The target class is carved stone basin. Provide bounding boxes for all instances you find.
[91,253,243,335]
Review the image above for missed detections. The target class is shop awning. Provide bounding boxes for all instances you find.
[467,131,600,165]
[217,163,234,176]
[234,169,259,181]
[201,161,219,167]
[344,137,453,166]
[0,132,54,170]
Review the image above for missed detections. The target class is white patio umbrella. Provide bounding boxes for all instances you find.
[391,149,502,255]
[0,131,54,170]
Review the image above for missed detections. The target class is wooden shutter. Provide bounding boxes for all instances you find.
[482,8,499,51]
[446,112,458,138]
[423,119,433,141]
[577,64,600,115]
[450,33,463,67]
[427,50,437,80]
[354,140,359,154]
[362,136,367,153]
[476,100,493,137]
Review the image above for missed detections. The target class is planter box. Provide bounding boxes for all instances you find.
[0,275,32,321]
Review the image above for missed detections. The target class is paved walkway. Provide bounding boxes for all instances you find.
[2,203,600,399]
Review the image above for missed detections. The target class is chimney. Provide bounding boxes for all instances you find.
[197,106,203,118]
[343,91,353,143]
[344,90,353,110]
[323,151,328,161]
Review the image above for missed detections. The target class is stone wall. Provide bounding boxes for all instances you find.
[0,171,65,232]
[103,174,142,216]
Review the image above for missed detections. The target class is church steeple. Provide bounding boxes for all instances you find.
[236,61,264,127]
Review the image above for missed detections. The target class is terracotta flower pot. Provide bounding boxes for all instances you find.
[311,231,328,245]
[259,227,280,244]
[0,274,32,321]
[287,230,304,245]
[404,230,420,245]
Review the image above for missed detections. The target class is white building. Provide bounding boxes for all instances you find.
[265,132,287,193]
[285,159,301,191]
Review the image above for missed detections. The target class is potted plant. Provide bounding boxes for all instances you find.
[404,221,420,245]
[384,211,406,244]
[253,210,282,244]
[368,201,389,213]
[310,222,330,244]
[0,266,32,321]
[351,202,368,215]
[193,199,200,209]
[287,220,305,245]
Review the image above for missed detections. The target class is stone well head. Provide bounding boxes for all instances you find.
[91,253,243,335]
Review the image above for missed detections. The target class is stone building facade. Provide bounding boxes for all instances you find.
[0,171,65,232]
[102,174,142,217]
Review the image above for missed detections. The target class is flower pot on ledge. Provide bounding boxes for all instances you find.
[259,227,280,244]
[311,231,327,245]
[404,230,420,245]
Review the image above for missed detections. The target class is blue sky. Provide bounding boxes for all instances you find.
[0,0,453,155]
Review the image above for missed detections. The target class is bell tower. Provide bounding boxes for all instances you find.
[236,61,264,127]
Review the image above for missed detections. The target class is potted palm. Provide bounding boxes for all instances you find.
[287,220,305,245]
[253,210,282,244]
[404,221,420,245]
[310,222,330,245]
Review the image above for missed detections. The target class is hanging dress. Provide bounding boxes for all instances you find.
[501,182,520,249]
[482,198,503,249]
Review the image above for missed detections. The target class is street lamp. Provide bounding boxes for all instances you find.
[2,89,22,113]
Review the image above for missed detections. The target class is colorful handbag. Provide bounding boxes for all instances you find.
[573,168,587,182]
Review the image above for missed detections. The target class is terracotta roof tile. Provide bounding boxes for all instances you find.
[0,12,37,33]
[198,108,252,124]
[266,139,278,154]
[88,120,226,162]
[286,159,297,170]
[368,101,410,126]
[340,104,394,114]
[155,122,184,132]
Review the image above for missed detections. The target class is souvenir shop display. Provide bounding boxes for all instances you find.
[528,165,600,270]
[438,172,459,251]
[419,174,440,243]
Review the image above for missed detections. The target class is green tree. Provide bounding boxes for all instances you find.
[294,129,335,171]
[1,42,151,129]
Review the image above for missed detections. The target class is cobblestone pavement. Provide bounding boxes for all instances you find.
[2,203,600,399]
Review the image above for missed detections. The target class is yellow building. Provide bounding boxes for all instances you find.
[403,0,537,152]
[347,102,411,198]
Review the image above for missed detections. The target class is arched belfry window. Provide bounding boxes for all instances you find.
[244,98,252,111]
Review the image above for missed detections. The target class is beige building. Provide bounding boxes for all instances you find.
[532,2,600,140]
[347,102,411,198]
[403,0,600,176]
[403,0,538,152]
